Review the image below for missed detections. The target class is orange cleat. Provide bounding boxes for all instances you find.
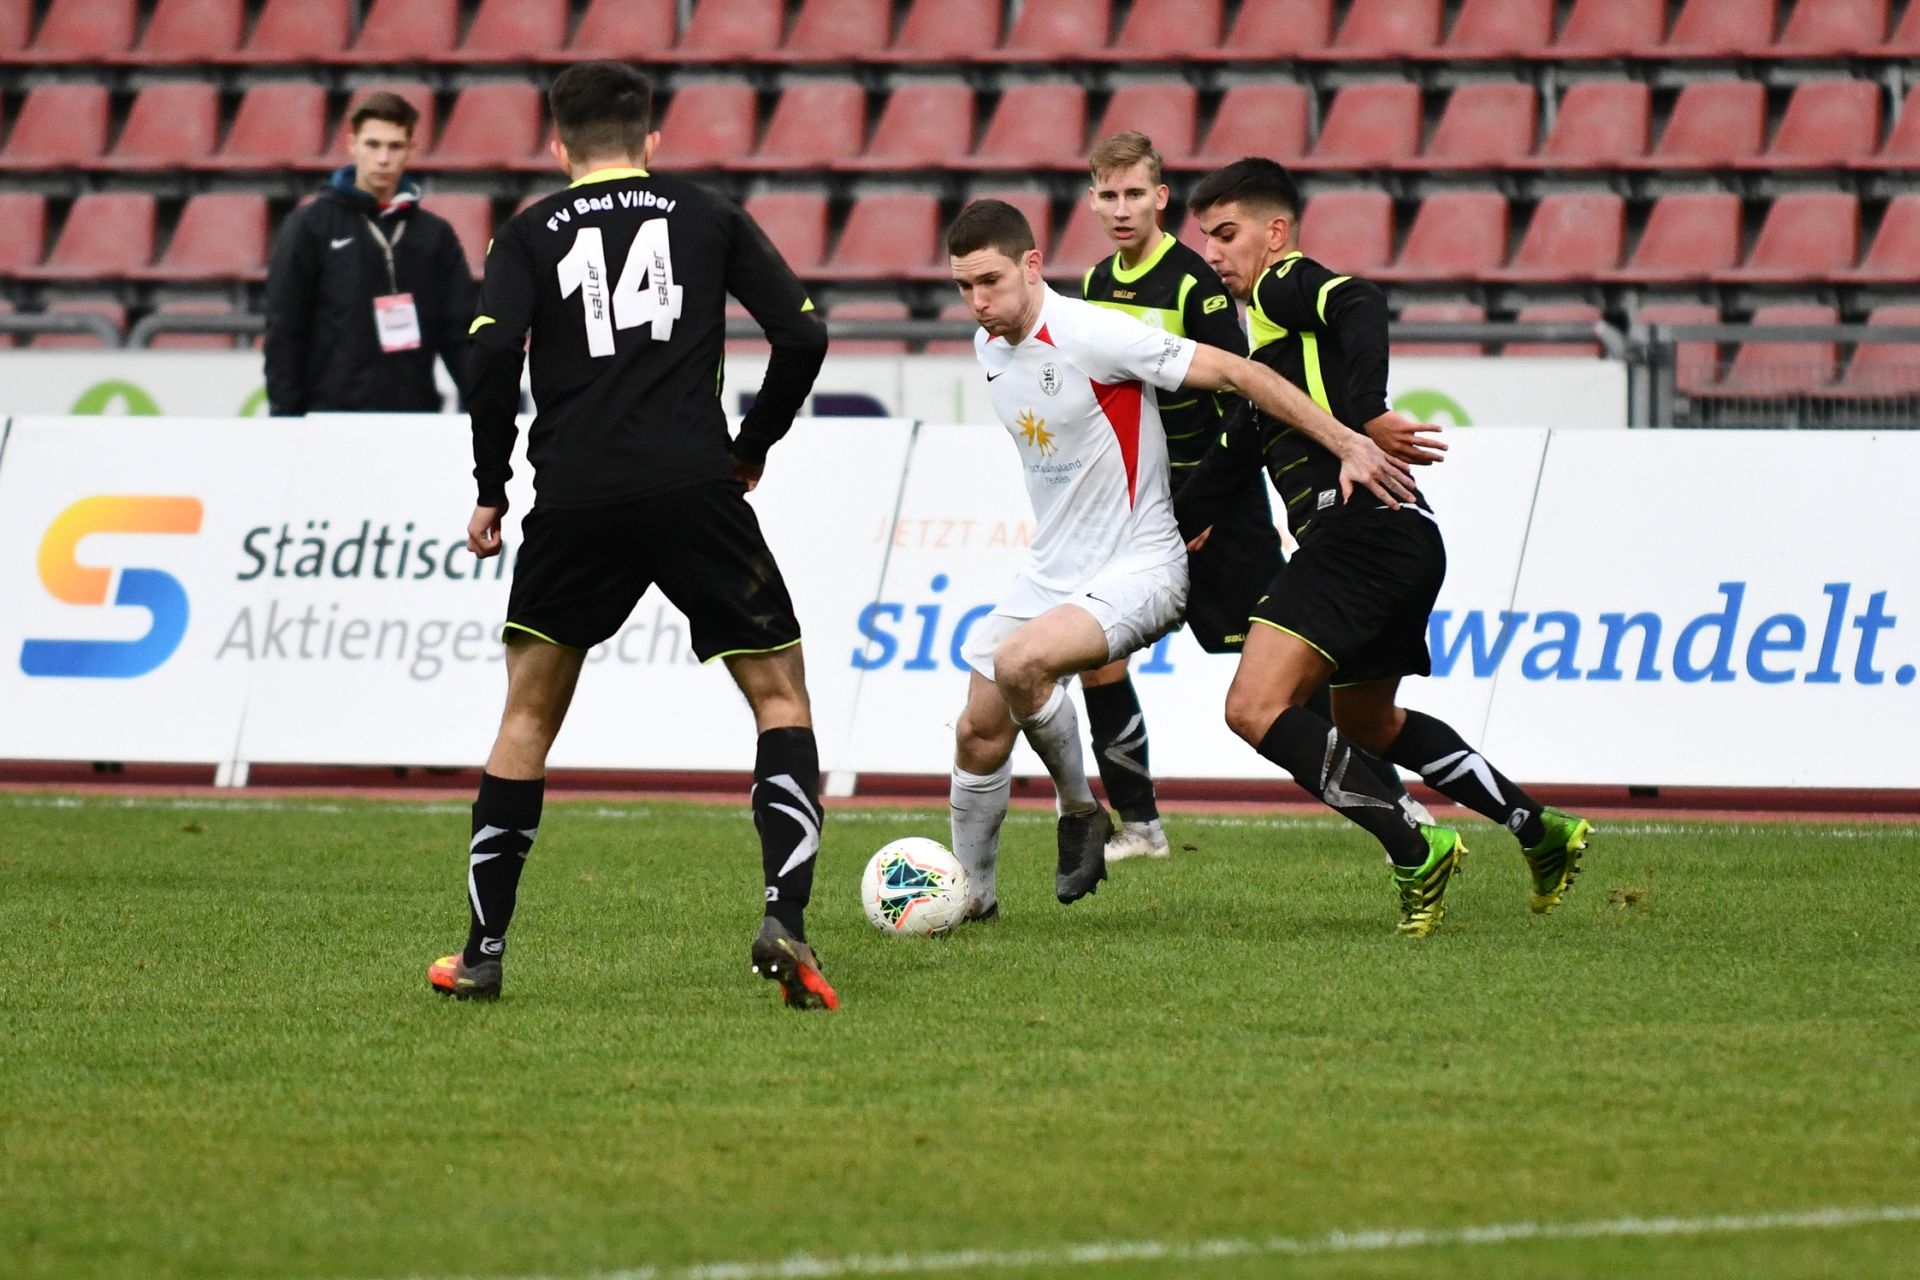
[750,917,838,1011]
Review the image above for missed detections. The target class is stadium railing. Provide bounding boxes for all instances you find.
[1636,322,1920,430]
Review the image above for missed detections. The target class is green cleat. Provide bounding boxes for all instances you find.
[1393,825,1466,937]
[1522,808,1591,915]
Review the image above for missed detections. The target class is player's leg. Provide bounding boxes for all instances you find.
[1080,656,1167,861]
[1336,687,1589,915]
[952,668,1019,918]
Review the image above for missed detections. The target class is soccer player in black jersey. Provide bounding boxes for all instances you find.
[1076,132,1431,863]
[426,62,837,1008]
[1177,159,1591,936]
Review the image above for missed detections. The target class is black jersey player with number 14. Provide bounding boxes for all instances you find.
[427,62,838,1010]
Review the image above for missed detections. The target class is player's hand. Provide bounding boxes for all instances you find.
[731,453,764,492]
[1186,526,1213,552]
[1364,411,1448,466]
[1338,436,1417,510]
[467,505,504,558]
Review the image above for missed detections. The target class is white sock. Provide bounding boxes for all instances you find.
[950,760,1010,906]
[1015,685,1097,816]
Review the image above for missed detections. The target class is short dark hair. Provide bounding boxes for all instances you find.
[946,199,1037,261]
[350,91,420,138]
[550,61,654,160]
[1187,158,1303,223]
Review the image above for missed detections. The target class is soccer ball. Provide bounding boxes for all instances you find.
[860,837,969,936]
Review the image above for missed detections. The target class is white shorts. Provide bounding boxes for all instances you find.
[959,557,1189,681]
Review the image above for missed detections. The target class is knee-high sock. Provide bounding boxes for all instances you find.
[1014,684,1097,815]
[1082,676,1158,823]
[1256,706,1428,866]
[464,773,544,964]
[950,759,1011,906]
[753,727,823,940]
[1385,709,1544,845]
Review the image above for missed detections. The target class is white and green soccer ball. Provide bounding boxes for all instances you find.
[860,837,969,936]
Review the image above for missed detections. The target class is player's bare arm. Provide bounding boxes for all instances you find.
[1180,345,1416,508]
[1365,410,1448,466]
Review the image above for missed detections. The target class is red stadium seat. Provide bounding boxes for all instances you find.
[1735,80,1882,169]
[1506,303,1604,358]
[1714,305,1838,397]
[656,83,758,170]
[559,0,677,60]
[927,302,978,356]
[827,299,910,355]
[1626,82,1766,170]
[826,193,941,281]
[1444,0,1554,58]
[16,193,156,280]
[676,0,782,61]
[1518,81,1650,169]
[0,193,48,275]
[775,0,891,60]
[1090,84,1199,164]
[117,0,241,62]
[19,0,134,60]
[343,0,457,62]
[0,85,108,170]
[956,85,1087,169]
[1393,302,1484,357]
[1834,306,1920,399]
[0,0,29,57]
[1333,0,1441,57]
[1407,84,1536,170]
[1298,82,1421,170]
[1050,201,1116,276]
[883,0,1002,62]
[419,84,546,171]
[1835,195,1920,283]
[744,193,829,274]
[844,82,976,171]
[146,300,248,351]
[130,194,268,282]
[340,84,438,162]
[1602,193,1742,282]
[1854,84,1920,170]
[1376,192,1509,282]
[1298,190,1394,275]
[1634,302,1722,395]
[421,194,494,279]
[1106,0,1222,59]
[984,0,1111,59]
[1713,193,1859,283]
[1887,0,1920,54]
[198,83,328,170]
[743,82,866,170]
[95,83,218,172]
[1212,0,1332,57]
[1486,193,1625,281]
[967,189,1054,262]
[32,298,128,349]
[1658,0,1778,57]
[234,0,349,63]
[459,0,567,62]
[1183,85,1311,167]
[1775,0,1887,54]
[1554,0,1663,57]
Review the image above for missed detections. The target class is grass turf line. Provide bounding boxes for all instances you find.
[2,795,1916,1280]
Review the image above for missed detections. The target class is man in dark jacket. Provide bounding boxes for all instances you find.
[265,92,476,416]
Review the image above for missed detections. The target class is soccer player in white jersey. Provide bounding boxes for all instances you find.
[943,200,1417,918]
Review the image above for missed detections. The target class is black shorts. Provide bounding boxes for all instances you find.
[1249,504,1446,686]
[505,480,801,662]
[1182,480,1282,654]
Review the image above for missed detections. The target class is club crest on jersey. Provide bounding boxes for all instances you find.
[1016,408,1056,456]
[1039,363,1062,396]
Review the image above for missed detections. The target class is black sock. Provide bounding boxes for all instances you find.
[1082,676,1158,823]
[463,773,544,965]
[1257,706,1428,866]
[753,726,823,940]
[1385,709,1545,846]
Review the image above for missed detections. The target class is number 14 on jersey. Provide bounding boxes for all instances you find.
[557,220,685,356]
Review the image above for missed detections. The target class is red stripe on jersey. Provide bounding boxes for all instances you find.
[1033,323,1055,347]
[1092,378,1143,507]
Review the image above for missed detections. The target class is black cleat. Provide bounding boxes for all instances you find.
[750,917,839,1011]
[1055,807,1113,904]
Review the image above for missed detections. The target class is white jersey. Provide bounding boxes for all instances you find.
[974,288,1197,593]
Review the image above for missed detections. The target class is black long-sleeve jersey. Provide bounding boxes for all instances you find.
[1081,232,1247,479]
[468,168,828,510]
[1176,250,1420,547]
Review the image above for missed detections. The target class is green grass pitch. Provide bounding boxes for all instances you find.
[3,792,1917,1280]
